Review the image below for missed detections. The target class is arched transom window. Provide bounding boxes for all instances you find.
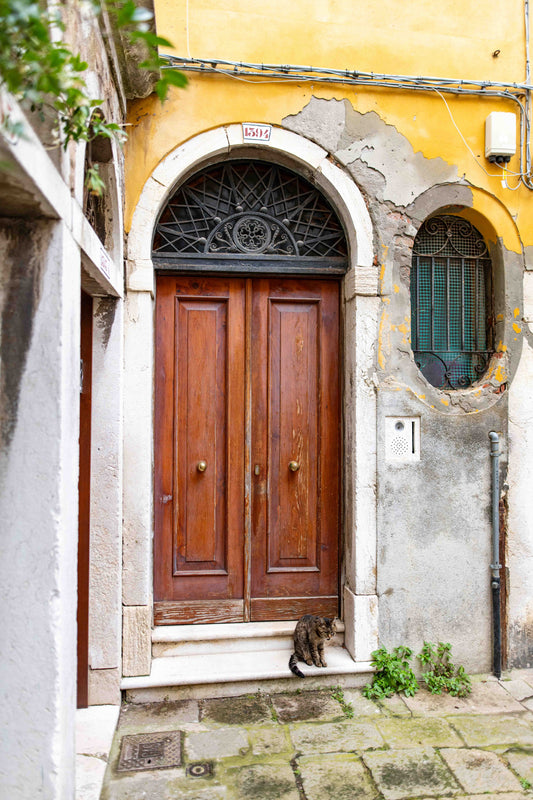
[152,159,348,274]
[411,215,493,390]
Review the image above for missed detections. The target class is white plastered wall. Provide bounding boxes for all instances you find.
[83,147,126,705]
[87,294,124,704]
[0,221,80,799]
[507,271,533,667]
[124,125,379,674]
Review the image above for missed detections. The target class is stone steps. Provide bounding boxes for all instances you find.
[121,621,373,702]
[152,620,344,658]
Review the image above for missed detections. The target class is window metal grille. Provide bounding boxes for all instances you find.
[411,215,492,389]
[152,160,347,269]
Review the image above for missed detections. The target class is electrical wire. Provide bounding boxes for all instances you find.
[432,89,521,188]
[162,54,533,190]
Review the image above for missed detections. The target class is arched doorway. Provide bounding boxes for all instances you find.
[153,159,347,624]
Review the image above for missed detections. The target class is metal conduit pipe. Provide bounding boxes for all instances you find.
[163,55,533,190]
[489,432,502,679]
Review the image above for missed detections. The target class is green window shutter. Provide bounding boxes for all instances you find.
[411,216,492,389]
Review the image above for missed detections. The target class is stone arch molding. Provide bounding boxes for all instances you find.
[127,124,374,292]
[122,123,379,671]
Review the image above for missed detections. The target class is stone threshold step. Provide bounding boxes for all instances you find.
[152,619,345,643]
[122,646,371,691]
[152,620,345,658]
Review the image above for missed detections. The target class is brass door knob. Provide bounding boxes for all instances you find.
[288,461,300,472]
[197,460,207,472]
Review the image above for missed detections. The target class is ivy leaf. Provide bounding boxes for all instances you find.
[85,163,106,196]
[130,30,174,48]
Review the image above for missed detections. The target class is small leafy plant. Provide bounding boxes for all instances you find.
[418,641,472,697]
[362,646,419,699]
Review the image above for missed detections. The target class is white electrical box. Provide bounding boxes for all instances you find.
[385,417,420,463]
[485,112,516,161]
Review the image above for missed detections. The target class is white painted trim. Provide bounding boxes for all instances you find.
[124,124,378,676]
[127,124,374,292]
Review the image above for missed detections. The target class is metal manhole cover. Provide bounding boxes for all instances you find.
[186,762,214,778]
[117,731,183,772]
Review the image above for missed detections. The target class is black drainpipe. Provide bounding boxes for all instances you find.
[489,432,502,679]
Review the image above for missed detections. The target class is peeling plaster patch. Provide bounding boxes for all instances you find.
[494,364,506,383]
[337,104,459,206]
[379,255,387,293]
[282,96,346,155]
[525,244,533,271]
[378,308,391,369]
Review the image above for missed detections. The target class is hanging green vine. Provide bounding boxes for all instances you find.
[0,0,186,148]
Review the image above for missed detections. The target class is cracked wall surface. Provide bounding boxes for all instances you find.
[283,97,525,670]
[124,37,533,671]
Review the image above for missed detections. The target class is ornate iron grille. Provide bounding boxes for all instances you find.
[411,215,493,390]
[152,160,347,266]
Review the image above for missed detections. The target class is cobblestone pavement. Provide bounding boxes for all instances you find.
[100,670,533,799]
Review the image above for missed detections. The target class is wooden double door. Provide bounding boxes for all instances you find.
[154,275,340,624]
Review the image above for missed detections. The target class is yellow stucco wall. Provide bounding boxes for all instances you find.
[125,0,533,250]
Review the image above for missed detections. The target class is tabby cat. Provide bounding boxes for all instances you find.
[288,615,337,678]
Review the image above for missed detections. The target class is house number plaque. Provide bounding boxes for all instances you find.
[242,123,272,142]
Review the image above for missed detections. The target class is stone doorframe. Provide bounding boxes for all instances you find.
[122,125,379,677]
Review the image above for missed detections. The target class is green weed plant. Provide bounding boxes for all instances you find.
[362,645,419,699]
[419,641,472,697]
[363,641,472,699]
[331,685,354,717]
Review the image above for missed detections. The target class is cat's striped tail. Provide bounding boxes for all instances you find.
[288,653,305,678]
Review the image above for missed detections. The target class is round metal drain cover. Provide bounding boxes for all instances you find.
[186,762,214,778]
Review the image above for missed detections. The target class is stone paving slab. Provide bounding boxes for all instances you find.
[249,725,292,756]
[270,691,343,723]
[377,694,412,716]
[118,700,199,734]
[221,761,299,800]
[341,689,384,716]
[362,747,460,800]
[376,716,463,748]
[201,694,273,726]
[450,714,533,747]
[417,795,529,800]
[505,747,533,785]
[510,669,533,689]
[440,747,524,793]
[402,679,526,716]
[76,754,108,800]
[298,753,380,800]
[100,769,231,800]
[289,719,384,753]
[501,678,533,702]
[185,727,249,760]
[98,671,533,799]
